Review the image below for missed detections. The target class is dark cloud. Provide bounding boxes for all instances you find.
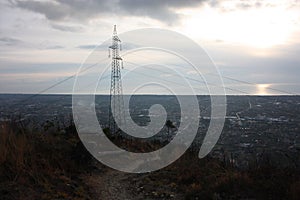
[43,45,64,50]
[77,42,140,50]
[236,2,252,10]
[0,36,64,49]
[35,40,65,50]
[0,37,22,46]
[51,24,83,32]
[235,1,265,10]
[77,44,98,49]
[13,0,207,24]
[0,62,77,74]
[14,0,70,20]
[233,0,291,11]
[117,0,207,24]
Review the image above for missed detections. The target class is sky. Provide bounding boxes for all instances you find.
[0,0,300,95]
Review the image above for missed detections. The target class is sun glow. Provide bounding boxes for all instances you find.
[180,2,298,49]
[256,84,271,95]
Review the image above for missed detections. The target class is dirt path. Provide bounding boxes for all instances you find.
[82,162,180,200]
[83,167,138,200]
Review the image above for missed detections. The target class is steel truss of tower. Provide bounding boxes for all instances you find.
[108,25,125,134]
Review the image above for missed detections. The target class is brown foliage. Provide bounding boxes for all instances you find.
[0,122,91,200]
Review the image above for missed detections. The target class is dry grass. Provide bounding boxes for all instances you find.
[0,123,31,180]
[127,150,300,200]
[1,121,299,200]
[0,121,92,200]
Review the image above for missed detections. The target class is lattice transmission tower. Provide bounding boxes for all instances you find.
[108,25,125,134]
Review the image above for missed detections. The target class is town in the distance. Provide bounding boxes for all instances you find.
[1,94,299,169]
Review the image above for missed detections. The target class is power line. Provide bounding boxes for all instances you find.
[123,60,250,95]
[125,51,297,95]
[12,61,105,106]
[4,38,297,115]
[218,75,297,95]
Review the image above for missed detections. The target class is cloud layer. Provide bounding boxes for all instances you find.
[12,0,207,24]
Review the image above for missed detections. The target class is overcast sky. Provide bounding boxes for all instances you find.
[0,0,300,95]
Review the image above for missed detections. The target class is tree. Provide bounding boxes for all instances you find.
[166,119,176,134]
